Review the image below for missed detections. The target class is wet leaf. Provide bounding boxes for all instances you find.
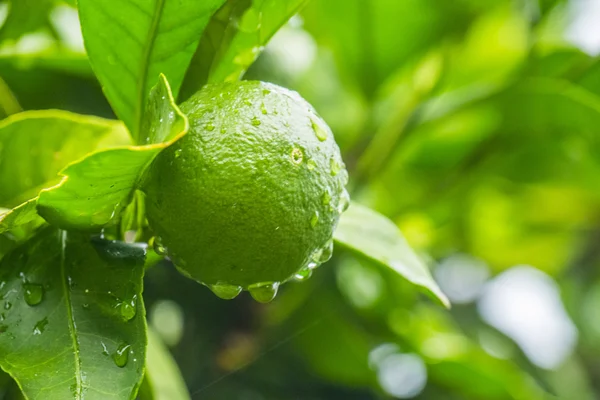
[334,203,449,307]
[37,74,188,231]
[78,0,226,140]
[0,227,147,399]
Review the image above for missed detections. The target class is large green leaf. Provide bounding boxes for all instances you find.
[78,0,225,140]
[179,0,308,101]
[138,329,190,400]
[333,203,449,307]
[37,75,188,231]
[0,110,127,208]
[0,228,147,399]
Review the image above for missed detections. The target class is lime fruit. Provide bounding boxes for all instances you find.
[142,81,349,302]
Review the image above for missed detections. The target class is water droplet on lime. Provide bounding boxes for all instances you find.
[248,282,279,303]
[330,158,341,176]
[294,267,313,282]
[23,283,44,306]
[207,282,243,300]
[261,103,268,115]
[113,343,131,368]
[205,123,215,131]
[317,239,334,263]
[338,190,350,213]
[306,159,317,171]
[311,118,328,142]
[321,191,332,206]
[310,211,319,228]
[251,117,261,126]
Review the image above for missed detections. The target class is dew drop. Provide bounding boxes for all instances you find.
[152,237,168,256]
[82,303,89,310]
[23,283,44,306]
[205,123,215,131]
[310,211,319,228]
[321,191,332,206]
[207,282,243,300]
[113,343,131,368]
[318,239,334,263]
[330,158,341,176]
[120,294,137,321]
[306,159,317,171]
[220,127,227,134]
[311,118,328,142]
[251,117,261,126]
[291,148,303,165]
[338,190,351,213]
[260,103,268,115]
[262,89,271,96]
[244,99,253,106]
[0,313,5,321]
[101,342,109,356]
[294,267,313,282]
[307,261,319,270]
[4,301,11,310]
[33,317,48,335]
[248,282,279,303]
[174,149,182,159]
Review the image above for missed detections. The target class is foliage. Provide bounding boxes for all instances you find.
[1,0,599,399]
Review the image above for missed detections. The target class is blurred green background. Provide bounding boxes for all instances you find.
[2,0,600,398]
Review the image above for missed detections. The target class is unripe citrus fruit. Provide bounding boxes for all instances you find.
[142,81,349,302]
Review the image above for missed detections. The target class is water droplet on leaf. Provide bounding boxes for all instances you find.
[33,317,48,335]
[120,295,137,321]
[23,283,44,306]
[248,282,279,303]
[4,301,11,310]
[207,282,242,300]
[152,237,168,256]
[113,343,131,368]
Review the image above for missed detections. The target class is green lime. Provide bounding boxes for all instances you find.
[142,81,349,302]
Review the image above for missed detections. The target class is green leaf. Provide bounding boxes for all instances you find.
[78,0,226,141]
[0,0,55,43]
[179,0,308,101]
[0,228,147,399]
[333,203,449,307]
[138,329,190,400]
[0,110,128,208]
[0,199,43,235]
[37,75,188,231]
[0,76,21,119]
